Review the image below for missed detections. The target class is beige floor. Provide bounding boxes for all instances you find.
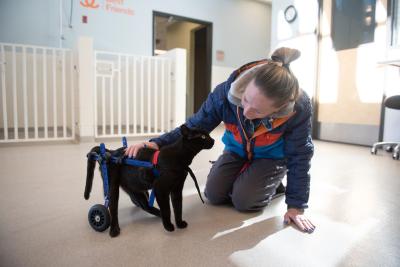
[0,126,399,267]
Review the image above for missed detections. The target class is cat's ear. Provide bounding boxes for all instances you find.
[180,124,190,137]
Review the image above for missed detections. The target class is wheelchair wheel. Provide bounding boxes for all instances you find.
[88,204,110,232]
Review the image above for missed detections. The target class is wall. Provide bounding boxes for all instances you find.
[383,65,400,142]
[0,0,272,138]
[271,0,319,98]
[0,0,271,83]
[381,2,400,143]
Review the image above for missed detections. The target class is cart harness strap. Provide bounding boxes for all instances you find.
[87,149,204,207]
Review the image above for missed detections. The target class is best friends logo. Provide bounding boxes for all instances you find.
[80,0,99,9]
[80,0,134,16]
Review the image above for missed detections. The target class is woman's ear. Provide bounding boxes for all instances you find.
[180,124,190,137]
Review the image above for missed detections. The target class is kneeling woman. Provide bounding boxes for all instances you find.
[125,47,315,233]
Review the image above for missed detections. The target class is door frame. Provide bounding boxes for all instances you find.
[152,11,213,117]
[152,11,212,57]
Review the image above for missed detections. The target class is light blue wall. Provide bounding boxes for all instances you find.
[0,0,271,68]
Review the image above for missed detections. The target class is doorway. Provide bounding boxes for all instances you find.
[153,11,212,118]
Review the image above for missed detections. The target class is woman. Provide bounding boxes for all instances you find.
[125,47,315,233]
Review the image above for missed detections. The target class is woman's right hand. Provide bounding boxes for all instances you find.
[124,141,159,158]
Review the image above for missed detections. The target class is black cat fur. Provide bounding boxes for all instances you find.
[84,124,214,237]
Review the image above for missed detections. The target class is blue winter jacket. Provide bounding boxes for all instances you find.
[150,60,314,209]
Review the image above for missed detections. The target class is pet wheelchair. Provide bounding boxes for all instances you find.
[86,137,159,232]
[85,137,204,232]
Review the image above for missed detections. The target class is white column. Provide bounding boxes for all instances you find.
[160,48,187,128]
[77,37,95,140]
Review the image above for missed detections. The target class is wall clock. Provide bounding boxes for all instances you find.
[284,5,297,23]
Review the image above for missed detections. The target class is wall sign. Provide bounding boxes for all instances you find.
[80,0,134,16]
[80,0,99,9]
[216,50,225,62]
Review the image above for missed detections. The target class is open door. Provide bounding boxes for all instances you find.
[153,11,212,118]
[193,25,212,113]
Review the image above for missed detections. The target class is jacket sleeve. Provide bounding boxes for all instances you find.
[149,82,225,147]
[283,92,314,209]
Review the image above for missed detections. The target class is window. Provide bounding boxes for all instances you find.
[331,0,377,51]
[392,0,400,46]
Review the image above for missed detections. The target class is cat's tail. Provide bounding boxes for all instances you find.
[84,146,100,200]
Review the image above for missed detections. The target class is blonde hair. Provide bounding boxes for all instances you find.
[253,47,301,107]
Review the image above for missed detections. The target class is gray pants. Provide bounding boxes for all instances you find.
[204,151,287,211]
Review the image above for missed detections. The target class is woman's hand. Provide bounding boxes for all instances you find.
[124,141,159,158]
[284,208,315,233]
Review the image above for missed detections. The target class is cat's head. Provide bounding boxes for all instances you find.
[180,124,214,150]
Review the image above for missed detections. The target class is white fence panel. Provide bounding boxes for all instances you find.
[94,51,174,138]
[0,43,76,143]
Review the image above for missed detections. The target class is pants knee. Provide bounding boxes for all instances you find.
[231,191,270,212]
[204,186,229,205]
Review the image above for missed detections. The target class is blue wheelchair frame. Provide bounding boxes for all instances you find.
[87,137,159,208]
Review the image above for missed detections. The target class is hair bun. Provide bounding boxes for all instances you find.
[271,47,301,67]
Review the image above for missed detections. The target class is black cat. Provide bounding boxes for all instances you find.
[84,124,214,237]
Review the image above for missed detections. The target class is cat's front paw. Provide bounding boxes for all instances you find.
[163,222,175,232]
[109,226,120,237]
[176,220,188,229]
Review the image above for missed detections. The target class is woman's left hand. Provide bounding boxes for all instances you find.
[284,208,315,233]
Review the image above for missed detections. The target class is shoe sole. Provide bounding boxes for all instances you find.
[271,192,285,200]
